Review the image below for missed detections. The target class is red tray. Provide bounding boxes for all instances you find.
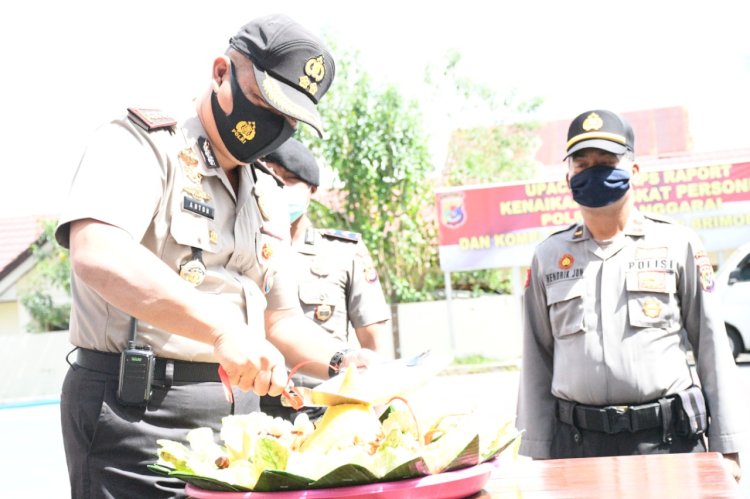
[185,462,493,499]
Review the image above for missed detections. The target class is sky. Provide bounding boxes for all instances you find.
[2,0,749,219]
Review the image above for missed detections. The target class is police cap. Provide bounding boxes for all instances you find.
[229,14,335,139]
[264,138,320,187]
[565,109,634,159]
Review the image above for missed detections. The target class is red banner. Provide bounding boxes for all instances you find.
[436,161,750,271]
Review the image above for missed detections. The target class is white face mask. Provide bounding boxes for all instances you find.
[283,183,311,223]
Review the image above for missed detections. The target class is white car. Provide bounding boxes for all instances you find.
[715,242,750,361]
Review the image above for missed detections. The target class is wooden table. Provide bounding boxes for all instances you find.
[473,452,740,498]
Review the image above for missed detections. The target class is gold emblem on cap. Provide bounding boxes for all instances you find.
[315,304,332,321]
[642,298,661,319]
[299,56,325,96]
[179,259,206,286]
[582,112,604,131]
[233,121,256,143]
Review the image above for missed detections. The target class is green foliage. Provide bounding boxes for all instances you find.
[300,46,442,303]
[425,51,543,294]
[18,219,70,332]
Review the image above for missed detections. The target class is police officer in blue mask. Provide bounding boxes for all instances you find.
[516,110,747,481]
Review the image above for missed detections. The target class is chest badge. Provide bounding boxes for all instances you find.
[179,258,206,286]
[642,298,662,319]
[178,148,203,184]
[311,257,331,277]
[558,253,575,270]
[315,304,332,321]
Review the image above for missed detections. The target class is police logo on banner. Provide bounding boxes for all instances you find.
[439,192,466,228]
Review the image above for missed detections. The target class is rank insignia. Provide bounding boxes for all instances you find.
[321,229,360,243]
[209,230,218,245]
[315,304,332,321]
[127,107,176,132]
[558,254,574,270]
[179,258,206,286]
[364,266,379,283]
[573,227,584,239]
[178,148,203,184]
[263,269,275,294]
[197,137,218,169]
[182,186,211,202]
[642,298,661,319]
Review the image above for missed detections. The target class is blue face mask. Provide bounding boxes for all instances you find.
[288,203,306,223]
[569,165,631,208]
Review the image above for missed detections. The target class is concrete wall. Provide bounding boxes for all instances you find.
[394,294,523,363]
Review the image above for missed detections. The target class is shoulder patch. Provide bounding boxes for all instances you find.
[127,107,176,132]
[320,228,360,243]
[642,212,676,224]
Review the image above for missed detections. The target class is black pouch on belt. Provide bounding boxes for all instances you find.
[675,385,708,438]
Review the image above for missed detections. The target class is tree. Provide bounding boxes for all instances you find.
[426,50,544,295]
[18,219,71,332]
[301,47,442,303]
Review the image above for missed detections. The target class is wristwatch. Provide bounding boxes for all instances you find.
[328,348,354,378]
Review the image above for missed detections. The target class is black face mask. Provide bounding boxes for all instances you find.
[210,63,295,164]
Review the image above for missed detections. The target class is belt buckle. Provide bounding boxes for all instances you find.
[604,406,631,433]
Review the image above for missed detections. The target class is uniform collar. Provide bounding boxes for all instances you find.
[566,209,646,242]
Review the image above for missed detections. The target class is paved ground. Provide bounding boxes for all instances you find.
[3,367,748,498]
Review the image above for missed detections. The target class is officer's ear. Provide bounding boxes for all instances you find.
[211,56,231,92]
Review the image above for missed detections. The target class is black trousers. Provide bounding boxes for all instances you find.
[550,418,707,458]
[60,364,259,499]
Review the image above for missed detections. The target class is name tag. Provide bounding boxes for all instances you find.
[626,270,676,293]
[183,196,215,219]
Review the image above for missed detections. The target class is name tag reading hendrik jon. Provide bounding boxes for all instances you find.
[183,196,215,219]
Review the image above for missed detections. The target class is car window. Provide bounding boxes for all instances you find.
[738,255,750,281]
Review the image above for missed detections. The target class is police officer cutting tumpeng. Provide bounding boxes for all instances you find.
[55,14,381,498]
[516,109,748,481]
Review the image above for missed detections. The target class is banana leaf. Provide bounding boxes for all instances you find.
[310,463,378,488]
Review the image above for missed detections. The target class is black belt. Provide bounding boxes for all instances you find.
[75,348,221,383]
[556,397,677,434]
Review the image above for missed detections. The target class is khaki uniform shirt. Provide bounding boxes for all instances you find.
[517,210,748,457]
[291,227,390,387]
[56,107,298,362]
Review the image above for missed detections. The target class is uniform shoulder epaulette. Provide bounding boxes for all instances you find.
[546,222,579,239]
[642,212,676,224]
[252,162,284,187]
[127,107,177,132]
[320,228,360,243]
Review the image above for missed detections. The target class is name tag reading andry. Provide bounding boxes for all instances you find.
[183,196,215,219]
